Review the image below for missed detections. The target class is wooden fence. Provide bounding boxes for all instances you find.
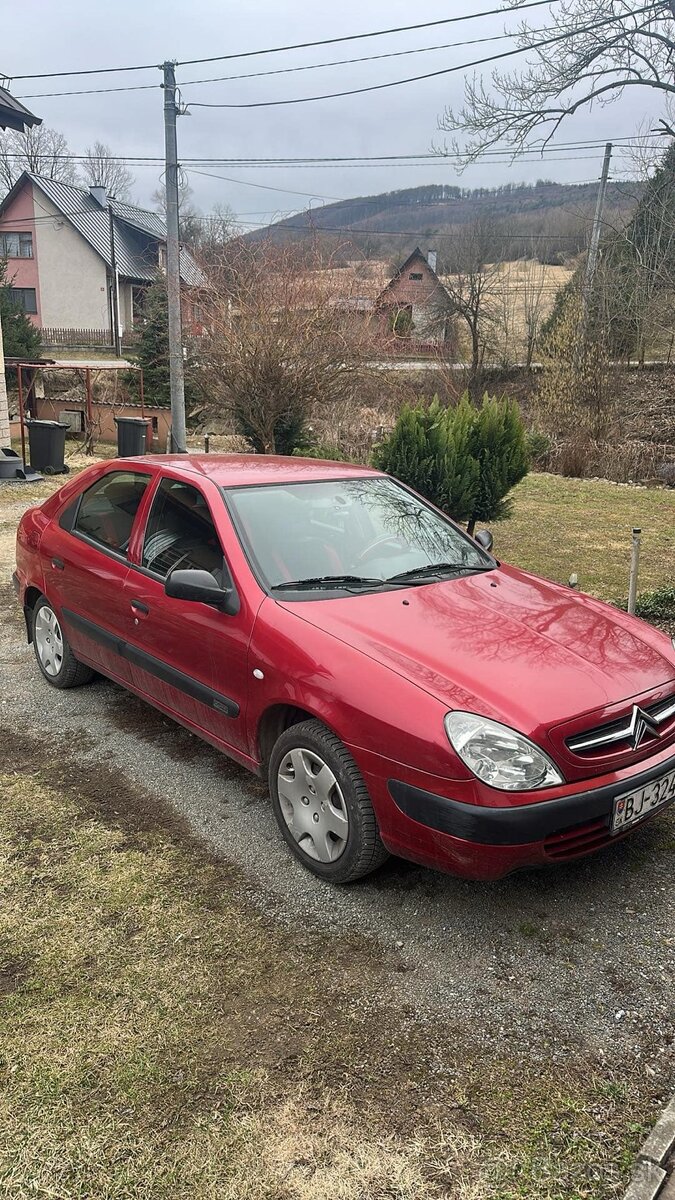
[41,327,114,348]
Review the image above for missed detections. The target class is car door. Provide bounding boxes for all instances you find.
[40,466,154,684]
[122,472,255,758]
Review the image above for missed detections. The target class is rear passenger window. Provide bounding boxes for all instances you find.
[74,470,150,555]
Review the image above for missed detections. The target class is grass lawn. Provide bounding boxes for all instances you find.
[0,730,656,1199]
[494,473,675,602]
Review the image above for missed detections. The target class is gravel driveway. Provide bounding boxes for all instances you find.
[2,490,674,1089]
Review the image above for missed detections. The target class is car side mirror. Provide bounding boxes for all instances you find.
[165,567,240,615]
[474,528,494,552]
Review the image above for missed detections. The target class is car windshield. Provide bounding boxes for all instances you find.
[225,476,493,596]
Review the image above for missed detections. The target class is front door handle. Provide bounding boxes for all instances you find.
[130,600,149,614]
[51,557,64,571]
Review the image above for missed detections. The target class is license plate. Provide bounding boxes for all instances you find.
[612,765,675,834]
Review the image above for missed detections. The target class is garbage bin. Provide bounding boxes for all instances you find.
[26,420,67,474]
[114,416,151,457]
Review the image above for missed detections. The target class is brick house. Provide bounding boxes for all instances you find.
[375,247,454,344]
[0,171,205,347]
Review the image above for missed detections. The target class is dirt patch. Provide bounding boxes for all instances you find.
[0,953,31,995]
[0,724,210,851]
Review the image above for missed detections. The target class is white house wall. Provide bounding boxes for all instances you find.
[34,187,110,330]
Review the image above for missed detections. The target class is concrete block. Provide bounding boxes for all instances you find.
[640,1097,675,1167]
[624,1160,666,1200]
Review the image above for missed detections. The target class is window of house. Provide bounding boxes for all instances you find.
[409,272,423,281]
[74,470,151,556]
[9,287,37,314]
[1,231,33,258]
[142,478,224,579]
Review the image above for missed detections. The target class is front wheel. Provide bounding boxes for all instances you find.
[32,597,94,688]
[268,719,389,883]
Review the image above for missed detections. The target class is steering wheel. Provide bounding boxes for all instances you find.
[354,534,407,566]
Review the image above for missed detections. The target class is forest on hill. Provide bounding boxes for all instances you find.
[249,179,641,267]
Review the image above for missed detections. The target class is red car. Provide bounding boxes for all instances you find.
[13,454,675,883]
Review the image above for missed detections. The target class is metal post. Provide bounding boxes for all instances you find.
[109,207,122,357]
[204,432,210,454]
[581,142,612,329]
[627,527,641,616]
[17,365,26,466]
[84,367,94,454]
[162,61,187,454]
[138,367,145,418]
[0,314,10,450]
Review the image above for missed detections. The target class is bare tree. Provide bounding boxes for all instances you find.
[0,125,77,192]
[439,1,675,162]
[521,259,550,367]
[440,220,503,395]
[81,141,134,199]
[196,240,379,454]
[189,202,238,262]
[152,175,202,245]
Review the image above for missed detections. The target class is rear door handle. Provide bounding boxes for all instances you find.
[51,557,64,571]
[130,600,150,614]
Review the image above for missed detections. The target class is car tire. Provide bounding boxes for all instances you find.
[268,719,389,883]
[31,596,94,689]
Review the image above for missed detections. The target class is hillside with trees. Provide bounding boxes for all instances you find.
[250,179,641,266]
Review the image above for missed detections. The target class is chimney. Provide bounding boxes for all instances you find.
[427,249,437,273]
[89,185,107,208]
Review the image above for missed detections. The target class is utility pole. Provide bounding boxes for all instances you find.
[582,141,612,322]
[162,61,187,453]
[108,206,122,357]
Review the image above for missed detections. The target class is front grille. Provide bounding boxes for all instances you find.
[566,694,675,757]
[544,817,611,860]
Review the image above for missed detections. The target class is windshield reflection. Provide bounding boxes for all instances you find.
[226,476,492,595]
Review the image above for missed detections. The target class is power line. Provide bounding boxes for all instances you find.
[16,29,537,98]
[16,81,161,100]
[0,137,663,165]
[9,1,557,82]
[186,167,344,202]
[173,1,557,68]
[184,5,656,109]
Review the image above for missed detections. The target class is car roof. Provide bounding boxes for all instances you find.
[117,453,383,487]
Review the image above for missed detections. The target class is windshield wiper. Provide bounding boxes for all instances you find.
[272,574,389,592]
[386,562,495,584]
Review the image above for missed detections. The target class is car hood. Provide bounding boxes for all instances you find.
[279,565,675,735]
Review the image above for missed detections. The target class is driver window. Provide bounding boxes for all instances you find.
[142,478,224,579]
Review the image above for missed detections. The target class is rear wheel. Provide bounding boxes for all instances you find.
[32,596,94,689]
[268,719,389,883]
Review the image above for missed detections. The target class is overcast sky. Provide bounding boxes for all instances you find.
[7,0,665,225]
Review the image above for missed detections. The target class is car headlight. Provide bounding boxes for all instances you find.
[444,711,564,791]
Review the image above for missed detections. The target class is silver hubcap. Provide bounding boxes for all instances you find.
[34,606,64,677]
[277,747,349,863]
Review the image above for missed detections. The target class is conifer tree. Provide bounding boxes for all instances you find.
[0,260,41,360]
[374,392,528,532]
[467,396,529,533]
[136,277,171,407]
[136,276,197,411]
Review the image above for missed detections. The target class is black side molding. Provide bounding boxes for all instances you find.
[62,607,239,719]
[388,759,675,846]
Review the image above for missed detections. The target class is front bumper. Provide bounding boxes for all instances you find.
[389,752,675,845]
[383,752,675,878]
